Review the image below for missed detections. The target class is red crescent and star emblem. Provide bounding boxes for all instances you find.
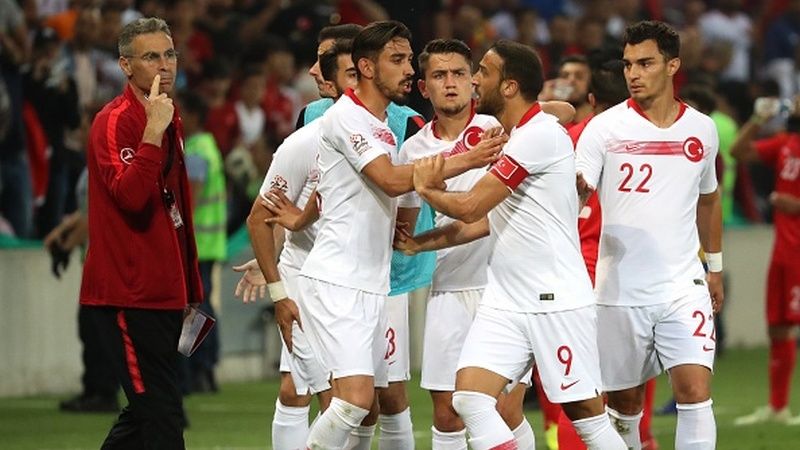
[462,126,484,149]
[682,137,704,162]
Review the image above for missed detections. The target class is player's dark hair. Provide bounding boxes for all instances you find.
[318,24,363,43]
[622,20,680,60]
[489,40,544,102]
[352,20,412,79]
[320,39,354,82]
[418,38,472,75]
[590,60,628,108]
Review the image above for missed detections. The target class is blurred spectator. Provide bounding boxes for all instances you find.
[92,3,127,106]
[699,0,753,83]
[235,66,266,148]
[1,0,34,238]
[167,0,213,90]
[23,26,81,237]
[200,59,238,156]
[763,0,800,100]
[179,91,226,393]
[539,55,592,125]
[261,40,301,142]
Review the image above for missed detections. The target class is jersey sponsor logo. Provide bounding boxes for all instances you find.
[372,126,396,147]
[270,174,289,193]
[442,126,485,158]
[350,133,370,155]
[682,136,704,162]
[119,147,134,165]
[489,155,529,190]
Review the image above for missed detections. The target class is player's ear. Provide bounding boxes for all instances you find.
[666,57,680,76]
[588,92,596,109]
[418,79,429,99]
[501,79,518,99]
[358,57,375,80]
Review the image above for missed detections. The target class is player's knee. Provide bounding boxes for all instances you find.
[452,390,496,419]
[278,378,311,407]
[338,388,375,411]
[496,397,523,426]
[432,403,464,432]
[606,390,644,416]
[378,383,408,414]
[672,383,710,404]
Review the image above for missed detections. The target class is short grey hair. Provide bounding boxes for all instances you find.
[118,17,171,57]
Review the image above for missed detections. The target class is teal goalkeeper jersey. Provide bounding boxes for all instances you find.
[299,98,436,295]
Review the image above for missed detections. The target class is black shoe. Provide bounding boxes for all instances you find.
[59,394,120,413]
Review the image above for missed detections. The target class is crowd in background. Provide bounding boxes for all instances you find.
[1,0,799,241]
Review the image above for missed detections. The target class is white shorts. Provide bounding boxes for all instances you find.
[385,293,410,382]
[458,303,602,404]
[296,275,389,388]
[597,285,716,391]
[421,289,482,391]
[277,264,330,395]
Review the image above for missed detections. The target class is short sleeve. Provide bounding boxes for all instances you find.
[754,132,790,168]
[326,111,392,173]
[699,126,720,194]
[574,118,608,189]
[258,134,313,203]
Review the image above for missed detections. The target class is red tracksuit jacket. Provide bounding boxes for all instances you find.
[80,84,203,310]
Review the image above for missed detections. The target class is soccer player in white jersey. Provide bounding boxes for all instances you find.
[399,40,626,450]
[234,38,359,450]
[395,38,579,450]
[289,21,502,449]
[574,21,723,450]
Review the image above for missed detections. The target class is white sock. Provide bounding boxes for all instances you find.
[344,424,375,450]
[306,397,369,449]
[451,391,515,450]
[675,400,716,450]
[378,408,414,449]
[572,412,628,450]
[606,406,642,450]
[272,399,309,450]
[511,418,535,450]
[432,426,467,450]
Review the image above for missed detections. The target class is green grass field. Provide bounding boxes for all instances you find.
[1,347,798,449]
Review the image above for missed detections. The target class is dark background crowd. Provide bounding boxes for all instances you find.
[1,0,797,242]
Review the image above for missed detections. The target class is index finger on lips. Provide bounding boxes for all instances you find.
[150,74,161,98]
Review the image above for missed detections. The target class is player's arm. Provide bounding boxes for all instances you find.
[574,119,607,207]
[413,154,512,223]
[541,100,576,125]
[729,118,763,163]
[394,217,489,255]
[697,189,724,313]
[361,128,507,197]
[770,192,800,215]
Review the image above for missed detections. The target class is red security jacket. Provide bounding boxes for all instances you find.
[80,84,203,310]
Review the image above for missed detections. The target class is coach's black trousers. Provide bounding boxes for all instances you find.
[87,306,185,450]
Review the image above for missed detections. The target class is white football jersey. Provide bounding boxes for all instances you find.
[300,89,399,294]
[575,99,719,306]
[258,120,321,272]
[485,104,595,313]
[398,113,499,291]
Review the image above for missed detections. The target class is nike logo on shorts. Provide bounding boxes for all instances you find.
[702,345,715,352]
[560,380,580,390]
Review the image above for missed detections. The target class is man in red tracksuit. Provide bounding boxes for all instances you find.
[80,17,202,449]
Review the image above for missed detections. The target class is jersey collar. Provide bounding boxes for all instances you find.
[432,100,476,140]
[626,97,687,124]
[516,102,542,129]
